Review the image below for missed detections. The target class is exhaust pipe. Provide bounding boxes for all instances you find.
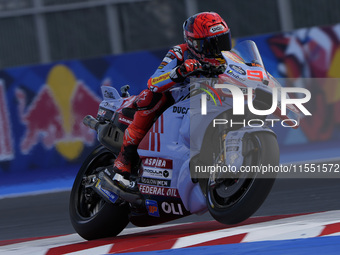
[97,172,143,207]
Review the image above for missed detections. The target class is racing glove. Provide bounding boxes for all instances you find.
[170,59,202,83]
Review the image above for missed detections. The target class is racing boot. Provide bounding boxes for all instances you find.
[112,127,144,180]
[113,144,138,179]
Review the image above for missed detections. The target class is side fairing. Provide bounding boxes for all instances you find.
[137,98,207,215]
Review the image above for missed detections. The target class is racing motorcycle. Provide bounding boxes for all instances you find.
[69,40,299,240]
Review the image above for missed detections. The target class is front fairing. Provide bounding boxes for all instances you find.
[220,40,301,127]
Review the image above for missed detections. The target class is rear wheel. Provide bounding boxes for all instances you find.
[69,146,129,240]
[206,132,279,224]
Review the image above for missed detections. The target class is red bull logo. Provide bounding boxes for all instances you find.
[16,64,101,160]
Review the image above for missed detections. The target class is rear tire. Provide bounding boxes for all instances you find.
[69,146,129,240]
[207,132,279,225]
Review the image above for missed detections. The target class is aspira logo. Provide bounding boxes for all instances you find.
[201,84,312,128]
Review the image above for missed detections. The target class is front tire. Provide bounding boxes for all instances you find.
[69,146,129,240]
[207,132,279,225]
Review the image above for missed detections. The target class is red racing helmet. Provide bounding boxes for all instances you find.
[183,12,232,63]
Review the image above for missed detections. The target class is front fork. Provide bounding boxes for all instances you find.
[209,125,273,187]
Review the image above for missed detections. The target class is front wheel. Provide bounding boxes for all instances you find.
[206,132,279,225]
[69,146,130,240]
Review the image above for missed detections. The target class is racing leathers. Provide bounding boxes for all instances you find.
[113,43,201,178]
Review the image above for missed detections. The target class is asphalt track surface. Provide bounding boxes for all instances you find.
[1,177,340,242]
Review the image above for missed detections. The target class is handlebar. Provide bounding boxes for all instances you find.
[83,115,100,131]
[184,62,226,78]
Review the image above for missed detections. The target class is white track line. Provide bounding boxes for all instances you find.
[64,244,113,255]
[118,222,195,236]
[0,234,83,255]
[172,210,340,249]
[0,222,193,255]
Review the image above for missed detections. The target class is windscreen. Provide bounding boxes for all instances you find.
[229,40,265,69]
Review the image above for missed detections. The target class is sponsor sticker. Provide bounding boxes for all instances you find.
[210,24,224,34]
[145,199,160,217]
[172,106,189,114]
[226,138,241,145]
[140,177,171,187]
[163,57,173,63]
[95,180,118,203]
[226,146,239,152]
[118,116,133,125]
[161,202,183,215]
[229,64,246,75]
[151,72,170,85]
[97,108,106,116]
[139,185,179,197]
[104,90,115,99]
[142,157,173,169]
[227,70,246,82]
[143,168,172,179]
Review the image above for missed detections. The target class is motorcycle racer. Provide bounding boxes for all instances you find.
[112,11,232,181]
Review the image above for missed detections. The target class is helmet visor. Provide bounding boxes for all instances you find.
[194,30,232,58]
